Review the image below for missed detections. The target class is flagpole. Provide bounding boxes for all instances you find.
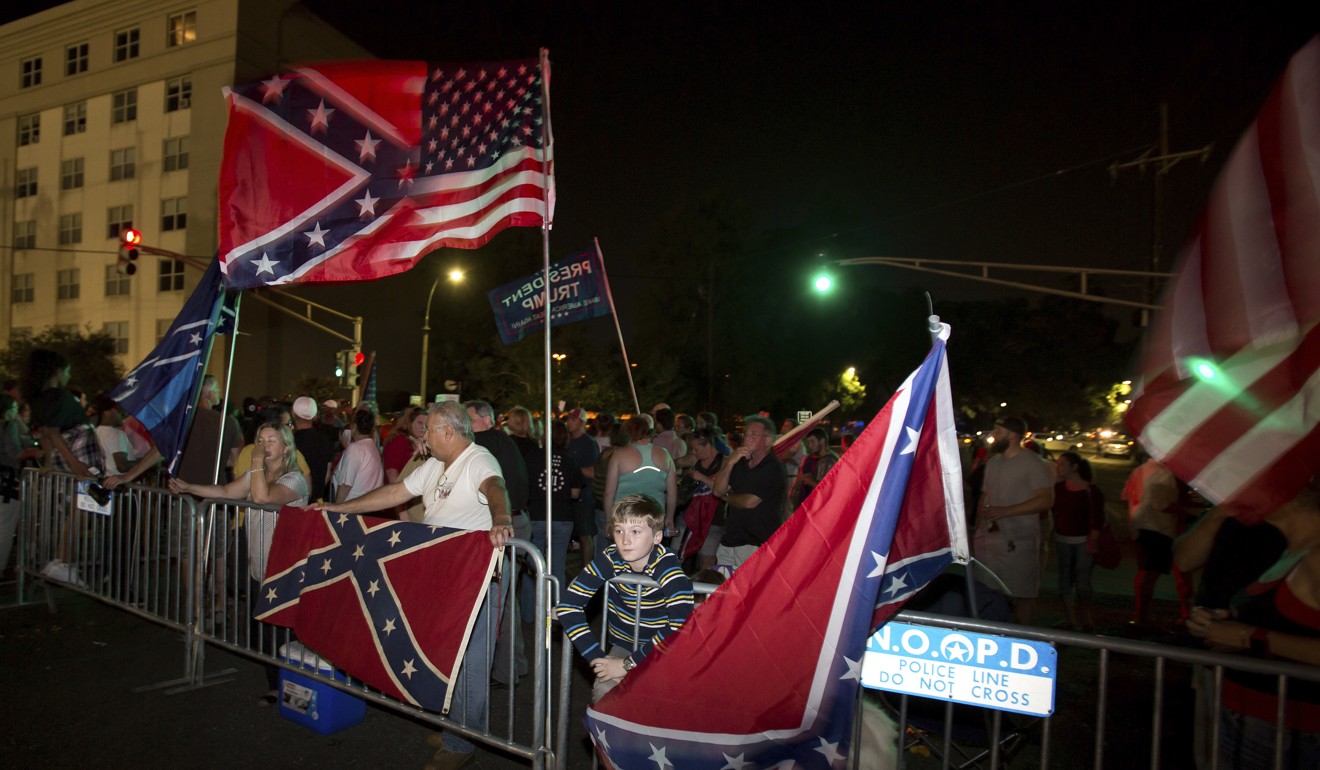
[537,47,556,748]
[595,238,642,416]
[210,292,243,485]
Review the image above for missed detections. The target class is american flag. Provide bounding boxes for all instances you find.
[584,326,969,769]
[255,507,499,712]
[218,55,553,290]
[1126,37,1320,523]
[109,259,238,474]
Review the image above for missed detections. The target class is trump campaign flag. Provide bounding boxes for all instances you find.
[487,247,612,344]
[585,325,969,769]
[218,55,553,289]
[255,507,499,712]
[1126,37,1320,522]
[109,259,238,474]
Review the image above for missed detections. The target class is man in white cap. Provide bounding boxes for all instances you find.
[292,396,334,503]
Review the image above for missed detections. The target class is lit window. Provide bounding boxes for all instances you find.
[106,265,132,297]
[61,158,84,190]
[20,56,41,88]
[167,10,196,47]
[110,147,137,181]
[158,259,185,292]
[59,213,82,245]
[165,76,192,112]
[13,222,35,251]
[107,205,133,239]
[15,168,37,198]
[103,321,130,355]
[18,114,40,146]
[11,274,34,304]
[112,88,137,123]
[57,269,81,301]
[65,42,89,76]
[64,102,87,135]
[163,136,190,171]
[114,28,140,62]
[161,197,188,231]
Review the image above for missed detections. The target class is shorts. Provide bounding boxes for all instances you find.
[1135,529,1173,574]
[972,530,1040,599]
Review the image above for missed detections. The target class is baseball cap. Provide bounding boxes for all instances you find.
[292,396,318,421]
[322,399,339,410]
[995,416,1029,436]
[566,407,586,421]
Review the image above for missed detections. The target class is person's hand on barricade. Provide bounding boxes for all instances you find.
[103,474,127,490]
[488,520,515,547]
[591,655,628,682]
[167,477,191,496]
[1187,606,1252,651]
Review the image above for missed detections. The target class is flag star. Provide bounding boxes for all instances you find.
[352,544,365,561]
[397,162,416,190]
[189,332,203,345]
[839,656,861,681]
[298,570,305,583]
[260,75,288,104]
[320,558,332,574]
[355,190,378,218]
[382,618,396,635]
[388,530,402,547]
[648,744,673,770]
[337,513,349,526]
[355,131,381,163]
[424,161,434,173]
[900,426,920,455]
[721,754,753,770]
[866,551,887,579]
[593,727,610,753]
[466,157,476,168]
[251,252,277,275]
[428,138,439,153]
[307,100,335,133]
[304,222,329,248]
[124,375,137,387]
[266,587,278,602]
[367,579,380,598]
[401,659,417,679]
[885,572,909,597]
[815,739,845,766]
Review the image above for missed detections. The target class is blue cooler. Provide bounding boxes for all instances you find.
[277,643,366,735]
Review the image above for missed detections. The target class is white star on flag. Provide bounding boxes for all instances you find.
[355,190,378,218]
[814,739,845,766]
[304,222,328,248]
[189,333,203,345]
[866,551,887,579]
[594,727,611,753]
[884,573,909,596]
[838,656,861,681]
[721,754,753,770]
[382,618,396,635]
[401,659,417,678]
[367,579,380,598]
[648,743,673,770]
[260,75,287,103]
[337,513,349,526]
[266,587,277,602]
[320,558,332,574]
[355,130,380,163]
[124,375,137,387]
[388,530,402,546]
[251,253,277,275]
[353,544,365,560]
[900,426,920,455]
[307,99,335,132]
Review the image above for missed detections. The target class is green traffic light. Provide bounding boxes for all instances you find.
[813,274,833,293]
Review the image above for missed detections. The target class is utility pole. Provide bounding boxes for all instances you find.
[1109,103,1214,325]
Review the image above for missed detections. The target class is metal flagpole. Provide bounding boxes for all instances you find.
[209,291,243,485]
[595,238,642,415]
[537,47,556,751]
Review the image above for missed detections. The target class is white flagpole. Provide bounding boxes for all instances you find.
[209,291,243,485]
[595,237,642,416]
[537,48,556,746]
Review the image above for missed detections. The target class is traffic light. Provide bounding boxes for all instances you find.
[117,228,142,275]
[334,350,347,382]
[346,348,364,390]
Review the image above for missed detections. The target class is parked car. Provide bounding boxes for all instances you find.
[1099,434,1136,459]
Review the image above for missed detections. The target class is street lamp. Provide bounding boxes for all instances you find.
[420,267,465,401]
[552,352,567,376]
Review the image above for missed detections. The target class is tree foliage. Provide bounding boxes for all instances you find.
[0,325,123,399]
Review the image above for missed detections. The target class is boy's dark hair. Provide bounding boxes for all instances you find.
[609,493,664,533]
[352,408,375,437]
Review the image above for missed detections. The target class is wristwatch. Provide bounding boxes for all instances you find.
[622,656,636,672]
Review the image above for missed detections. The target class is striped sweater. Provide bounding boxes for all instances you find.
[556,543,693,663]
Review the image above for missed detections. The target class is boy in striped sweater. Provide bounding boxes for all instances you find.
[556,493,694,701]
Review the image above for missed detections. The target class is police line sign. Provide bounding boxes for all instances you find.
[861,621,1057,717]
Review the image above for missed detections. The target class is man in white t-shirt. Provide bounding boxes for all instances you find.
[91,395,134,476]
[314,401,512,768]
[332,408,384,502]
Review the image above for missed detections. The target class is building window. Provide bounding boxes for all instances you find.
[110,147,136,181]
[59,213,82,245]
[18,114,40,146]
[63,102,87,135]
[114,27,140,62]
[20,56,41,88]
[158,259,185,292]
[103,321,130,355]
[65,42,89,76]
[61,158,84,190]
[11,274,34,304]
[161,198,187,231]
[107,205,133,239]
[57,269,81,301]
[163,136,190,171]
[112,88,137,123]
[13,221,35,250]
[165,76,192,112]
[106,265,132,297]
[167,10,196,47]
[15,167,37,198]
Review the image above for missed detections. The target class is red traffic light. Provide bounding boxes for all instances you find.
[121,228,142,246]
[353,351,366,367]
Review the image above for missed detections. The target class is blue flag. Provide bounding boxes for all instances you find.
[486,248,613,345]
[110,259,239,474]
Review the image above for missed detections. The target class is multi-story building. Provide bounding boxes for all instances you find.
[0,0,370,373]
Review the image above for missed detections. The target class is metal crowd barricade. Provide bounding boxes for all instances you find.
[194,498,557,769]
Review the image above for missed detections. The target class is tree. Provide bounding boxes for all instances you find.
[0,325,123,399]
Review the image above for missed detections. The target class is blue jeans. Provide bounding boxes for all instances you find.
[1055,539,1093,601]
[1219,707,1320,769]
[442,564,509,753]
[522,519,572,623]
